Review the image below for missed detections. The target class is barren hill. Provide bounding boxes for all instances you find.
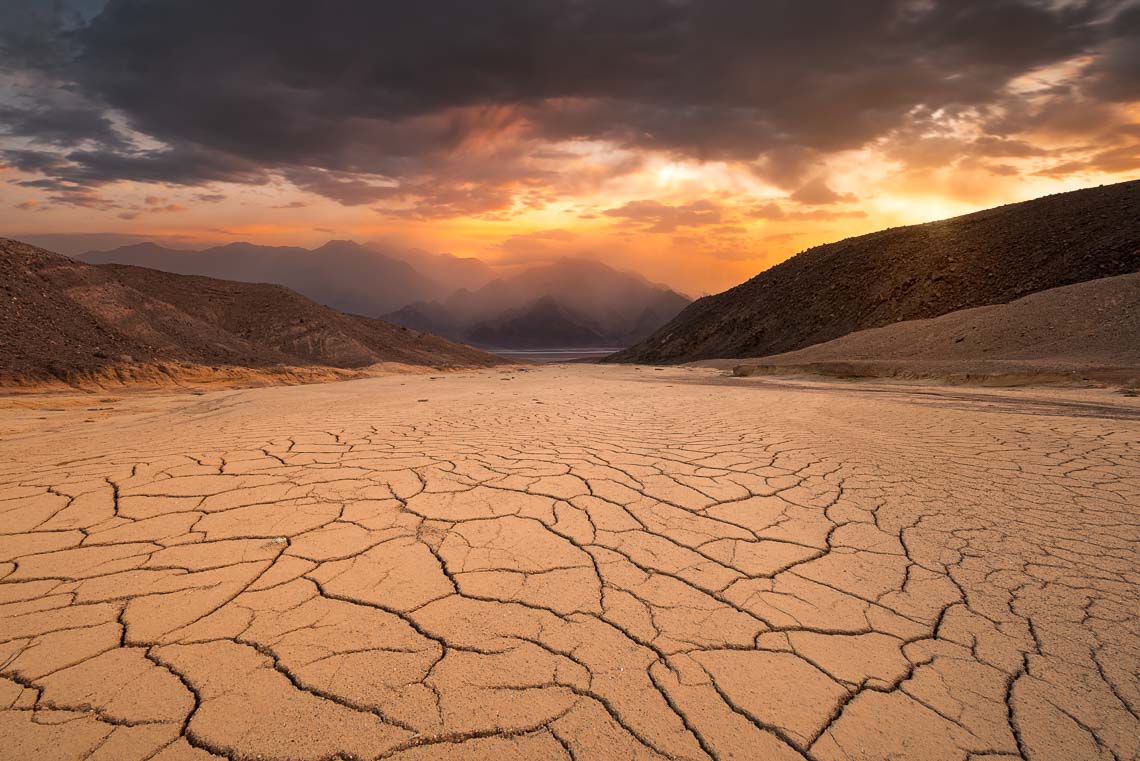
[1,238,500,386]
[612,180,1140,364]
[726,273,1140,385]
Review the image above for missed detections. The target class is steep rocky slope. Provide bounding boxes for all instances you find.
[612,180,1140,363]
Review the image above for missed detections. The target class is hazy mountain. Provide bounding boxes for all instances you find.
[466,296,611,349]
[382,300,460,339]
[385,258,691,348]
[385,257,684,348]
[365,242,496,294]
[79,239,437,316]
[612,179,1140,363]
[2,238,500,385]
[81,241,691,350]
[449,258,688,324]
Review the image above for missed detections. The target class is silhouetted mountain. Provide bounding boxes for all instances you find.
[366,242,496,294]
[612,179,1140,363]
[2,238,500,385]
[386,258,691,348]
[80,240,437,316]
[466,296,611,349]
[382,300,461,339]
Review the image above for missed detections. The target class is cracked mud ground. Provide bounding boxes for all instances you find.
[1,366,1137,761]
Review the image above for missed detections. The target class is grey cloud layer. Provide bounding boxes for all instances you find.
[1,0,1136,207]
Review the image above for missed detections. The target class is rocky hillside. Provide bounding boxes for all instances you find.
[1,239,501,385]
[611,180,1140,363]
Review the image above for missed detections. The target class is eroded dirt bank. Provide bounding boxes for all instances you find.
[0,366,1136,760]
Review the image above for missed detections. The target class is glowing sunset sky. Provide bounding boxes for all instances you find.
[2,0,1138,294]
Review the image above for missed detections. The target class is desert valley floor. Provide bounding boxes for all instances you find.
[0,365,1137,761]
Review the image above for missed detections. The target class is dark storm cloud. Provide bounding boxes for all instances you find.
[281,168,402,206]
[1085,1,1140,101]
[2,0,1137,207]
[0,100,125,149]
[62,144,266,186]
[0,0,100,71]
[2,149,70,174]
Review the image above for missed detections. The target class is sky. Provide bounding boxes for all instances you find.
[1,0,1138,295]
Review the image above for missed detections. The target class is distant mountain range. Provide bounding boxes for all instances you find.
[79,242,690,350]
[384,258,691,348]
[2,238,500,386]
[612,179,1140,364]
[79,240,445,317]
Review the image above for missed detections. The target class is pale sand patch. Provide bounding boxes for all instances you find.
[0,365,1136,760]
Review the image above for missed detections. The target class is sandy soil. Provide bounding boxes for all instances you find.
[0,365,1136,761]
[694,357,1140,389]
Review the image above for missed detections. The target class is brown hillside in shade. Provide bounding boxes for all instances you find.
[0,238,501,385]
[611,179,1140,364]
[724,273,1140,386]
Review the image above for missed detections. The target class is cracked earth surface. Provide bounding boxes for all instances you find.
[0,365,1137,761]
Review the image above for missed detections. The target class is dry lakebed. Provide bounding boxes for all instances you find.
[0,365,1136,761]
